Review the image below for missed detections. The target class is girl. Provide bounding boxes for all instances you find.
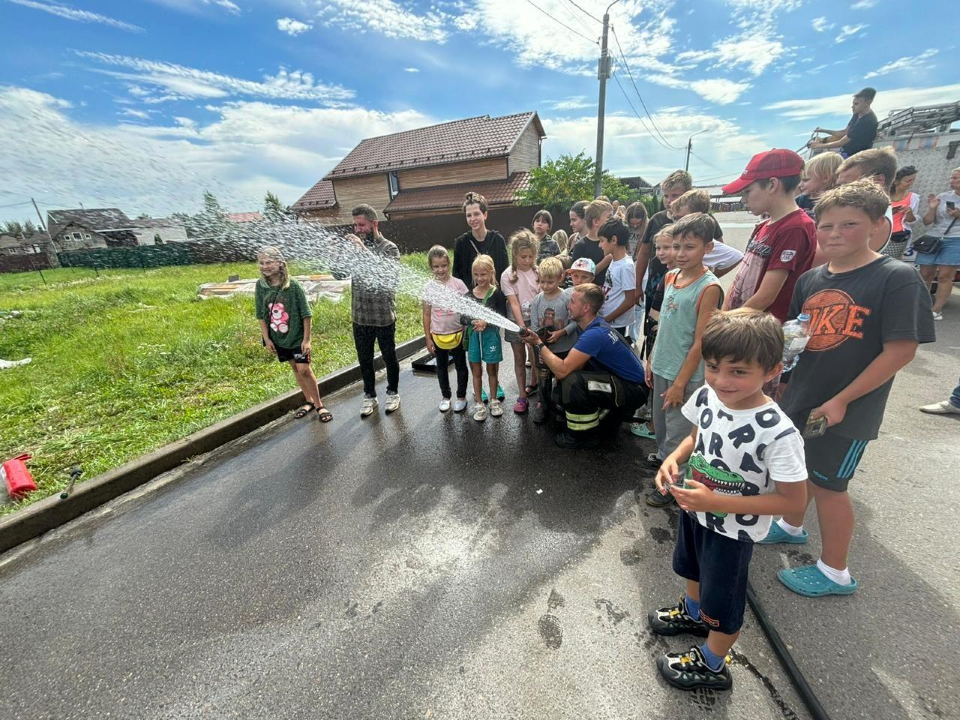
[501,230,540,414]
[889,165,919,260]
[796,151,841,219]
[568,200,589,253]
[423,245,469,413]
[533,210,560,261]
[462,255,508,422]
[552,229,569,256]
[255,247,330,422]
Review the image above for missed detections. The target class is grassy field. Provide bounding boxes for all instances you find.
[0,259,427,514]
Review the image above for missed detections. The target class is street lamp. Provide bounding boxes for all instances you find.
[684,129,709,172]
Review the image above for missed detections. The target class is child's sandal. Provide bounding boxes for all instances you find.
[316,405,333,423]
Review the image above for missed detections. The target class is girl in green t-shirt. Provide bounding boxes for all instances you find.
[255,247,331,422]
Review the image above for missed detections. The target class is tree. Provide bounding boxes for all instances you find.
[516,152,640,211]
[263,191,289,222]
[1,221,23,237]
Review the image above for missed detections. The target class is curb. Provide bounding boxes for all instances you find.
[0,336,427,555]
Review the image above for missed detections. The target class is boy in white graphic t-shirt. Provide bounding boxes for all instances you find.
[648,309,807,693]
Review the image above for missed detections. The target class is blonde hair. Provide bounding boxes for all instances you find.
[538,256,564,280]
[653,225,676,245]
[662,169,693,192]
[584,200,612,230]
[471,253,497,287]
[804,152,841,189]
[507,229,539,283]
[257,246,290,290]
[552,229,569,254]
[673,189,712,215]
[814,178,890,223]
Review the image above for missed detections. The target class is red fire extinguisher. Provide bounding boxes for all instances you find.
[2,454,37,500]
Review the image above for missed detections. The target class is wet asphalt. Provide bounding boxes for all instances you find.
[2,214,958,719]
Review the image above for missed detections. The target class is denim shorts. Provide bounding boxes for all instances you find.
[916,236,960,267]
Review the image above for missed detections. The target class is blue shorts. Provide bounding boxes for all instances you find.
[789,410,869,492]
[673,511,753,635]
[467,327,503,364]
[916,236,960,267]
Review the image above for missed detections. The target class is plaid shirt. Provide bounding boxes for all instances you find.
[351,233,400,327]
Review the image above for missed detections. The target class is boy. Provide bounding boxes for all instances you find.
[647,213,723,508]
[722,149,816,323]
[529,257,579,424]
[571,200,612,287]
[597,217,637,341]
[836,148,897,254]
[671,189,743,278]
[567,256,596,287]
[765,180,935,597]
[649,309,808,692]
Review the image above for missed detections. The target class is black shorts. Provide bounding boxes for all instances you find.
[275,345,310,364]
[789,410,869,492]
[673,511,753,635]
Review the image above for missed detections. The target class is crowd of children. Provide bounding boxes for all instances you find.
[256,147,939,694]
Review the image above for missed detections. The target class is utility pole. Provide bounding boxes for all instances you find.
[31,197,47,232]
[684,129,708,172]
[594,1,619,198]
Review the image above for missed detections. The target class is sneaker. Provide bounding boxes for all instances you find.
[531,401,547,424]
[439,398,451,413]
[453,398,468,413]
[496,384,505,401]
[385,393,401,414]
[758,522,808,545]
[489,399,504,417]
[933,310,943,321]
[514,397,529,414]
[648,597,709,637]
[473,402,487,422]
[554,430,599,450]
[481,388,488,403]
[360,397,378,418]
[645,485,675,507]
[630,421,656,439]
[920,400,960,415]
[656,645,732,692]
[644,452,662,468]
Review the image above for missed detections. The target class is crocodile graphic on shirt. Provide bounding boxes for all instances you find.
[685,453,746,518]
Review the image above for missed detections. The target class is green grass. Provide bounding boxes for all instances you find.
[0,258,428,514]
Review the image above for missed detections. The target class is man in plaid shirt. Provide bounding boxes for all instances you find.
[348,204,402,418]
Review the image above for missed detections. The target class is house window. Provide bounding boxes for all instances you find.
[388,171,399,199]
[84,233,92,240]
[32,245,42,254]
[72,232,82,240]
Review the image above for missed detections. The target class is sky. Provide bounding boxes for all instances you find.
[0,0,957,223]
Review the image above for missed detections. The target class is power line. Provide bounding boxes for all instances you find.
[564,0,602,23]
[521,0,599,44]
[609,27,684,151]
[611,73,680,152]
[690,150,722,171]
[0,200,34,210]
[557,0,595,34]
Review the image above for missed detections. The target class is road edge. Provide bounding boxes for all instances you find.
[0,336,427,554]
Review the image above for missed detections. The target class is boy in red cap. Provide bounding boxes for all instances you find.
[723,149,817,324]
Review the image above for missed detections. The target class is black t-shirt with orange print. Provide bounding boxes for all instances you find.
[780,256,936,440]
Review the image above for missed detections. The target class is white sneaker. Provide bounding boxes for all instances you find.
[439,398,451,412]
[453,398,468,413]
[385,393,401,414]
[473,402,487,421]
[919,400,960,415]
[489,399,504,417]
[933,310,943,321]
[360,397,378,418]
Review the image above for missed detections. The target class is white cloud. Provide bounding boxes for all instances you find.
[865,49,938,79]
[811,16,834,32]
[763,83,960,121]
[314,0,450,43]
[404,67,420,73]
[850,0,876,8]
[647,75,752,105]
[277,17,312,35]
[835,24,867,43]
[677,33,786,76]
[5,0,143,32]
[120,108,151,119]
[549,96,594,110]
[0,86,434,220]
[207,0,240,12]
[77,52,354,105]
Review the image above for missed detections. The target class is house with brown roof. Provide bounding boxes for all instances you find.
[292,111,546,224]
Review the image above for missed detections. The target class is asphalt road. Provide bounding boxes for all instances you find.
[1,213,957,720]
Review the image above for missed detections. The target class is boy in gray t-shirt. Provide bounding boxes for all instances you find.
[528,257,579,423]
[765,180,935,599]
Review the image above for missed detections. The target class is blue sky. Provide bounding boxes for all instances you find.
[0,0,957,222]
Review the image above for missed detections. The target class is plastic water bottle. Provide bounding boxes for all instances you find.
[782,313,811,372]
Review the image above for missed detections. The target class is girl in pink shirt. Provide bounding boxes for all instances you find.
[423,246,469,413]
[500,230,540,413]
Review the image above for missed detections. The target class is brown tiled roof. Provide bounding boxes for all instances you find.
[227,212,263,223]
[291,179,336,211]
[384,172,531,215]
[324,112,544,181]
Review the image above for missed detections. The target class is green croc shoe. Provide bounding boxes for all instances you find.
[778,565,858,597]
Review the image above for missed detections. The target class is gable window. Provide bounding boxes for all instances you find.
[72,232,82,240]
[388,171,399,199]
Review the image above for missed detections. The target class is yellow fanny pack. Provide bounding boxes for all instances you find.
[432,331,463,350]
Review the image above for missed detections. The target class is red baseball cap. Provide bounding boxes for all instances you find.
[722,149,805,195]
